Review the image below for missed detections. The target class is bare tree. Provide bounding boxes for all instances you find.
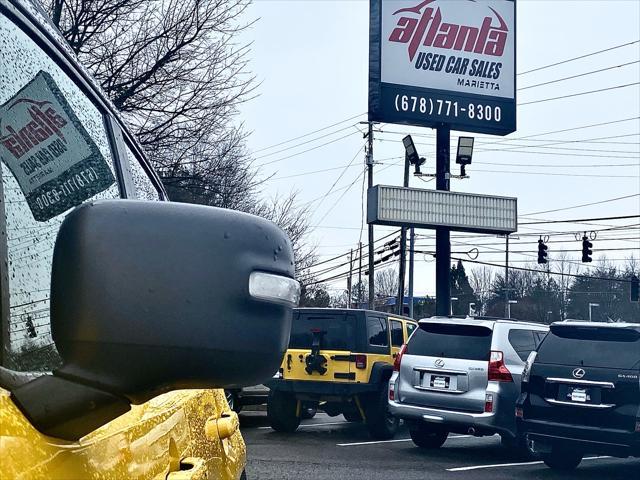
[553,251,579,320]
[470,266,494,315]
[45,0,316,275]
[375,267,400,299]
[45,0,256,162]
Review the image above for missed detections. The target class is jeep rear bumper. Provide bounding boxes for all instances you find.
[266,379,381,398]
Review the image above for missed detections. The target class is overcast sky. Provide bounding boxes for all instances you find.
[239,0,640,298]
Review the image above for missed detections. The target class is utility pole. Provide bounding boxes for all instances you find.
[347,249,353,308]
[408,228,415,318]
[367,122,375,310]
[358,242,363,307]
[435,126,451,316]
[504,234,510,318]
[397,153,410,316]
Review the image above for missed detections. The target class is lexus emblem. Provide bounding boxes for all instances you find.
[572,368,586,379]
[434,359,445,368]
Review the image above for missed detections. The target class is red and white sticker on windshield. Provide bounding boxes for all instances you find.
[0,71,115,221]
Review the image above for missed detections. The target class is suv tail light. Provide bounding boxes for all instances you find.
[354,354,367,369]
[393,344,407,372]
[488,351,513,382]
[484,393,494,413]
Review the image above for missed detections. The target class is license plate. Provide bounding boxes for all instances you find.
[432,376,449,389]
[570,388,587,403]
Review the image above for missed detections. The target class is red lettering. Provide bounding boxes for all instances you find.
[388,1,509,60]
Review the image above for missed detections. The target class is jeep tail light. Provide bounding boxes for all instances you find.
[355,354,367,369]
[515,407,524,419]
[484,393,494,413]
[488,351,513,382]
[635,420,640,433]
[389,382,395,401]
[393,344,407,372]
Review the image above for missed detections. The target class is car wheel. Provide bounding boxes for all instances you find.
[365,387,399,440]
[409,425,449,449]
[267,390,300,433]
[343,411,362,422]
[542,449,583,471]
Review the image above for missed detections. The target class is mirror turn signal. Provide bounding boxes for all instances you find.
[249,271,300,307]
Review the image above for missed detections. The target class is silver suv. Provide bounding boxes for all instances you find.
[389,317,548,453]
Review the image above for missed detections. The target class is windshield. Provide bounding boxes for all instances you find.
[289,312,356,351]
[537,326,640,369]
[407,323,493,361]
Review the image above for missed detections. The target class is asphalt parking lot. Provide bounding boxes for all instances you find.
[240,411,639,479]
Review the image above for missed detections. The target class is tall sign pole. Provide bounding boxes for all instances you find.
[368,0,516,316]
[435,126,451,316]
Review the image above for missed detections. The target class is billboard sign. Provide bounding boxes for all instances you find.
[368,185,518,234]
[369,0,516,135]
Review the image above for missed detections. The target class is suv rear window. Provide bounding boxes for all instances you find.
[407,323,492,361]
[537,325,640,369]
[289,313,356,351]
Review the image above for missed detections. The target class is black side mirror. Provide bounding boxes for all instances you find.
[12,200,299,439]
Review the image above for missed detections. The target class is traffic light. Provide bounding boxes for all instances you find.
[581,235,593,263]
[631,275,639,302]
[537,239,548,264]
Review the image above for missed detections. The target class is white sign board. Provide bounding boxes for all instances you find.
[368,185,518,234]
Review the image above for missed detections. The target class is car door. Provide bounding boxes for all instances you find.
[0,6,243,479]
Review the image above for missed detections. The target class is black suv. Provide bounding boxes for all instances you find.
[517,321,640,471]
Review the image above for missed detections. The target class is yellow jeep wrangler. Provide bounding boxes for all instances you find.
[267,308,417,439]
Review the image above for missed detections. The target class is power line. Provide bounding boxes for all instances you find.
[519,60,640,91]
[253,124,358,160]
[518,40,640,76]
[450,257,634,284]
[472,168,637,178]
[252,113,365,153]
[518,82,640,107]
[520,214,640,225]
[312,145,365,215]
[258,131,359,167]
[522,194,640,216]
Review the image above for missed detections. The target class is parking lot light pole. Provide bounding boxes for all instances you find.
[589,303,600,322]
[469,302,476,317]
[507,300,518,319]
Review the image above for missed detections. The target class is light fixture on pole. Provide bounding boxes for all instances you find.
[455,136,474,177]
[588,303,600,322]
[403,135,426,174]
[507,299,518,319]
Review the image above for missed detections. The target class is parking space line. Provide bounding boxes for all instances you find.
[447,456,609,472]
[337,434,471,447]
[258,421,347,430]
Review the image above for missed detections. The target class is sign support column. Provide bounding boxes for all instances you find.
[435,126,451,316]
